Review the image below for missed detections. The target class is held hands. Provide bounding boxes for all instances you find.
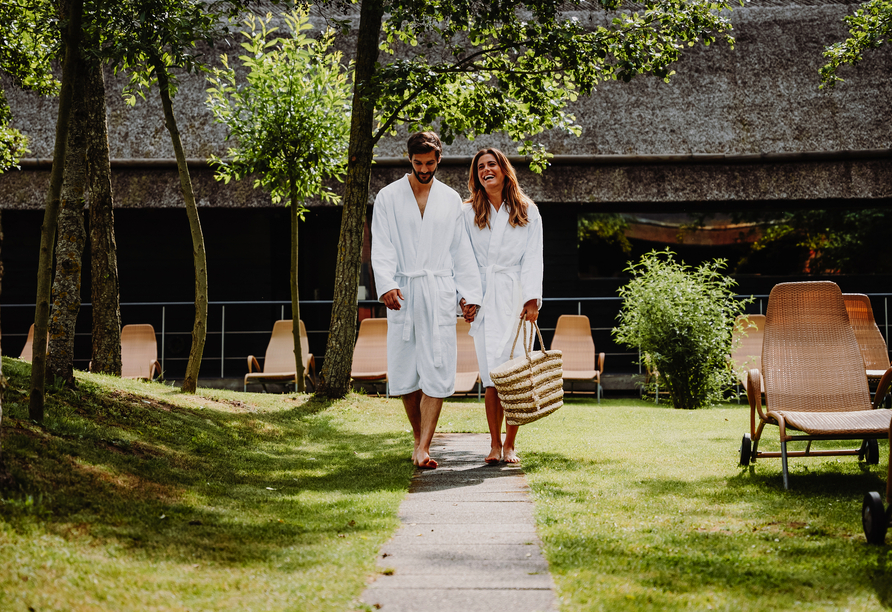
[459,298,479,323]
[520,298,539,323]
[382,288,404,310]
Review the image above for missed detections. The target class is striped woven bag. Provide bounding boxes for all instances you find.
[490,319,563,425]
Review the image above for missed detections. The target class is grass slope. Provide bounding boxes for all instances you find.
[0,357,432,611]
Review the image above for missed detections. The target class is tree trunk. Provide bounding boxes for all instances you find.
[86,63,122,375]
[153,58,207,394]
[317,0,383,399]
[1,210,4,460]
[290,175,305,393]
[29,0,84,422]
[47,50,88,387]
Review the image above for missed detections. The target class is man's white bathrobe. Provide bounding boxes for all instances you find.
[372,175,483,398]
[462,202,544,387]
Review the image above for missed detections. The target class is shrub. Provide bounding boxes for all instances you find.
[613,249,750,409]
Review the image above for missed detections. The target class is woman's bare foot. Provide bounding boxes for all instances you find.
[414,450,438,469]
[502,447,520,464]
[485,445,502,464]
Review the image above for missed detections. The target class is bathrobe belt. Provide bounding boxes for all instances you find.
[397,268,452,368]
[470,264,522,355]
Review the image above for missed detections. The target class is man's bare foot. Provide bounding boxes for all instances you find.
[502,447,520,464]
[414,451,438,469]
[485,445,502,464]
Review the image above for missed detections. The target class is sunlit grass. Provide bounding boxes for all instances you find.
[2,364,889,611]
[521,398,892,611]
[0,358,419,612]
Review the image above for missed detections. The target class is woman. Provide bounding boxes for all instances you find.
[460,148,543,464]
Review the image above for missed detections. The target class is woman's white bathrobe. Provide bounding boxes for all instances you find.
[372,176,483,398]
[462,202,544,387]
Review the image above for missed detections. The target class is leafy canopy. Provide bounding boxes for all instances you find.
[98,0,261,102]
[360,0,736,170]
[821,0,892,86]
[613,249,750,409]
[0,0,61,171]
[205,10,352,207]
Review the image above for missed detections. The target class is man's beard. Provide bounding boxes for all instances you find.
[413,165,437,184]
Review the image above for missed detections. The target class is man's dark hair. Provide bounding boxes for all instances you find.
[407,132,442,160]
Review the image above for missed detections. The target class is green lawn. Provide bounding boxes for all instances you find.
[0,358,420,611]
[0,359,889,611]
[521,398,892,611]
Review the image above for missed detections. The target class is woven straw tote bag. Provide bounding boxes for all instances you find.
[490,318,564,425]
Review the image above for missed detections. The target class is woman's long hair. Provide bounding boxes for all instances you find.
[466,148,534,230]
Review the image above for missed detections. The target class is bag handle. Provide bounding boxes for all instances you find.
[508,317,546,360]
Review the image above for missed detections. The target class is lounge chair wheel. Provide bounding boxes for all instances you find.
[862,491,888,545]
[739,433,752,467]
[863,439,880,465]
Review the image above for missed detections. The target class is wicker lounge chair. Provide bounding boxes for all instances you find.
[455,317,481,398]
[351,318,388,395]
[862,420,892,544]
[843,293,891,383]
[551,314,605,402]
[244,319,314,392]
[739,281,892,489]
[19,324,36,361]
[121,324,162,380]
[729,314,765,402]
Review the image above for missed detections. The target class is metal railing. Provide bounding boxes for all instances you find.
[2,293,890,380]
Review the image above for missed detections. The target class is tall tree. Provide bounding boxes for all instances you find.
[29,0,85,422]
[86,62,122,375]
[0,210,4,460]
[151,55,209,393]
[316,0,736,398]
[47,49,88,387]
[0,0,58,441]
[821,0,892,86]
[206,10,351,392]
[106,0,253,393]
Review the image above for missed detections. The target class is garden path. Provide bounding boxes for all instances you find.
[359,432,558,612]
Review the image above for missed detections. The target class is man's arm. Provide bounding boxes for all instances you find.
[370,192,401,307]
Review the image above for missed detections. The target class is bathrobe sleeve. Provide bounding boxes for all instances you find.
[520,205,544,308]
[451,199,483,308]
[371,187,400,300]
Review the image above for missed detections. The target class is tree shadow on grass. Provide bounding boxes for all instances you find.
[0,361,416,568]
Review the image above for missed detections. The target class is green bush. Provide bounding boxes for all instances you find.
[613,249,750,409]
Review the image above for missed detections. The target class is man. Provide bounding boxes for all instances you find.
[371,132,483,468]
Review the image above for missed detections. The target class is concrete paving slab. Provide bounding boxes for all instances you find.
[384,522,539,534]
[377,543,548,561]
[362,588,556,612]
[388,530,540,546]
[369,573,554,590]
[410,478,531,492]
[397,504,536,524]
[400,492,533,503]
[359,433,558,612]
[375,558,550,575]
